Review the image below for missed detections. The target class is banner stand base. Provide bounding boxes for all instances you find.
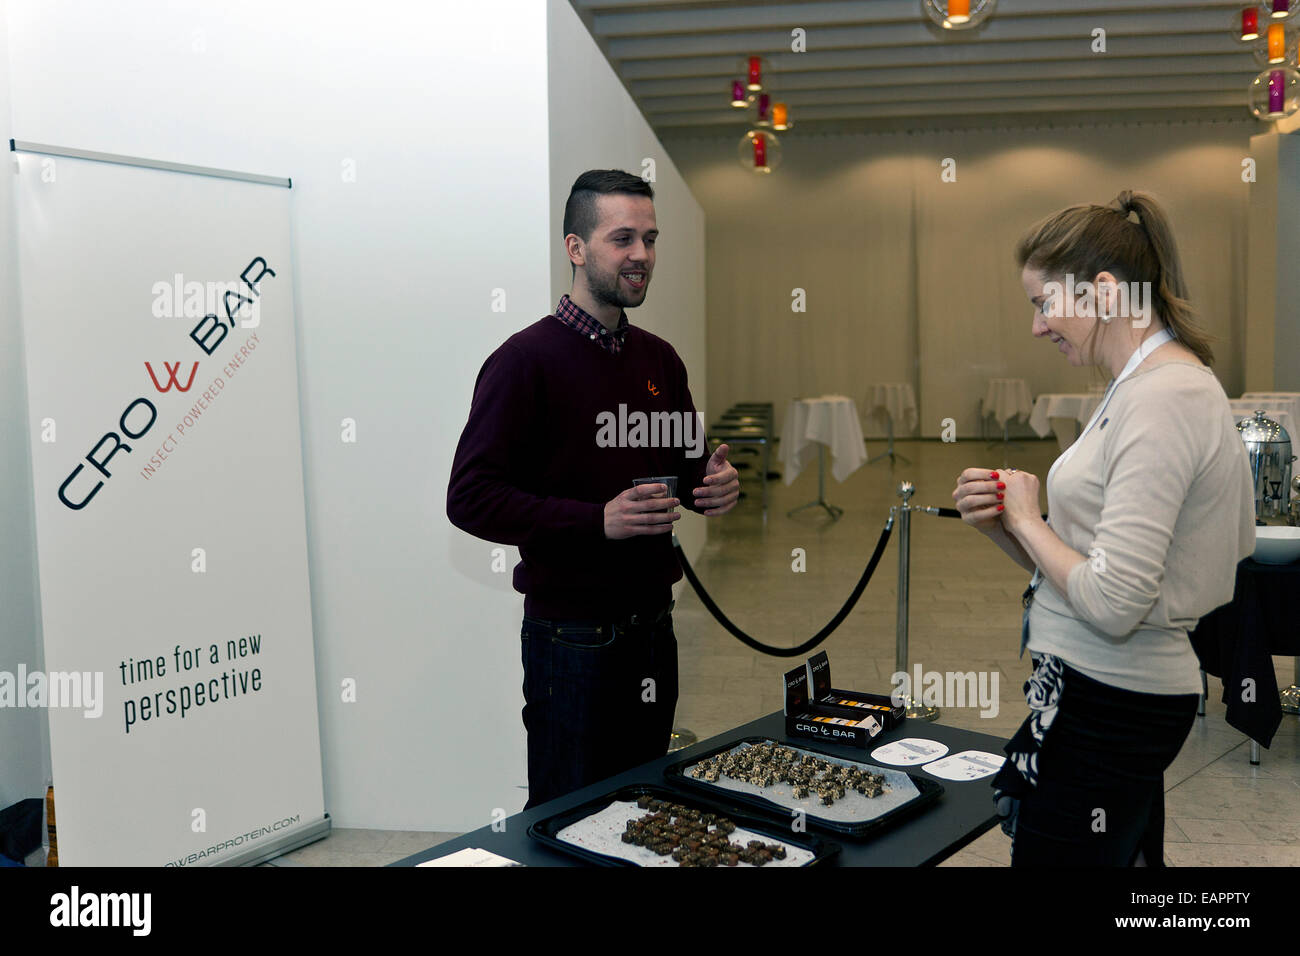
[216,813,332,867]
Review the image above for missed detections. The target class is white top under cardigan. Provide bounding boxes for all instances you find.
[1026,361,1257,695]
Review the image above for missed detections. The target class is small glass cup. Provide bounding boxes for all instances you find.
[633,476,678,511]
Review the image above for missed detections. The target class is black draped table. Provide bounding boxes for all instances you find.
[391,711,1008,867]
[1189,557,1300,748]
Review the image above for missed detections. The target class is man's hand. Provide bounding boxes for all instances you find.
[604,484,681,539]
[693,444,740,516]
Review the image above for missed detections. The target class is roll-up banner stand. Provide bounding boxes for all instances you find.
[9,141,328,866]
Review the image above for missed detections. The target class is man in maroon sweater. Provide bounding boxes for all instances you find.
[447,170,739,808]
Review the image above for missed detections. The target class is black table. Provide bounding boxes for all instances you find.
[1190,557,1300,748]
[391,711,1008,867]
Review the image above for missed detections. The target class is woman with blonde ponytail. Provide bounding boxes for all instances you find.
[951,190,1255,866]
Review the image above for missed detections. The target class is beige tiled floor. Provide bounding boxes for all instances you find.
[265,438,1299,867]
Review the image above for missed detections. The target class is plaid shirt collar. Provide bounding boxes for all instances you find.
[554,294,630,355]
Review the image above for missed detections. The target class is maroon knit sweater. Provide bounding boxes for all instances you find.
[447,315,711,619]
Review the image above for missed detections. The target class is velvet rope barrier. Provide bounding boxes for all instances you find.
[672,514,894,658]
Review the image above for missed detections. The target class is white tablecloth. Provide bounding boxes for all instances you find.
[1027,393,1297,453]
[983,377,1032,426]
[1028,393,1104,451]
[863,382,917,436]
[781,395,867,485]
[1229,401,1297,444]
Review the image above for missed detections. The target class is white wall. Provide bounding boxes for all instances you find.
[3,0,554,830]
[2,0,711,836]
[1274,136,1300,391]
[547,0,708,566]
[1246,130,1300,392]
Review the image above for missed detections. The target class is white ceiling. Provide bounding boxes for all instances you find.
[569,0,1269,135]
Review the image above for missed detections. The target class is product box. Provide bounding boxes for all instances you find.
[783,662,896,749]
[806,651,905,731]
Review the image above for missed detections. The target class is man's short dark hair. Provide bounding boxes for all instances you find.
[563,169,654,246]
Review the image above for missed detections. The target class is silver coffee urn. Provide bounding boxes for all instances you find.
[1236,410,1295,524]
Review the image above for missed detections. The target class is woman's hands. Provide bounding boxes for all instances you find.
[952,467,1008,534]
[952,467,1040,536]
[953,467,1045,574]
[998,469,1041,536]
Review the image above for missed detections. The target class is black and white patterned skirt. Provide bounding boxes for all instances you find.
[992,653,1062,835]
[991,654,1198,866]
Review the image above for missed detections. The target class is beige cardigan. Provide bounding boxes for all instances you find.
[1027,361,1257,695]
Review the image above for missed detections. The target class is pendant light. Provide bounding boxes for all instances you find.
[920,0,996,31]
[1250,64,1300,118]
[737,130,781,174]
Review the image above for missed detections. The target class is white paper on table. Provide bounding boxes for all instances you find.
[871,737,949,766]
[922,750,1006,781]
[418,847,524,867]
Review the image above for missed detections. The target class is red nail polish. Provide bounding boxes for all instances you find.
[997,493,1004,500]
[990,471,999,479]
[996,482,1006,490]
[997,504,1004,511]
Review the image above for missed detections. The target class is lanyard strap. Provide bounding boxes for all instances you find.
[1028,327,1175,592]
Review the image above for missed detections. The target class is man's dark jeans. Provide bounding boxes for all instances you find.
[520,606,678,810]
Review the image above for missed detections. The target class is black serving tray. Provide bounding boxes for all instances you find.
[663,736,945,838]
[526,783,840,868]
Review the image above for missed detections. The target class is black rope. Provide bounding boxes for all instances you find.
[930,507,1048,520]
[673,518,894,658]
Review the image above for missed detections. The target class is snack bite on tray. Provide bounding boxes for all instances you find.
[686,740,888,807]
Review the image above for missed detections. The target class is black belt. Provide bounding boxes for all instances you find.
[525,600,675,630]
[621,600,675,627]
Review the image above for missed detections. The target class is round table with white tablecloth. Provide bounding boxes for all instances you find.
[1027,393,1104,451]
[983,377,1033,427]
[781,395,867,484]
[864,382,917,465]
[863,382,918,436]
[781,396,866,520]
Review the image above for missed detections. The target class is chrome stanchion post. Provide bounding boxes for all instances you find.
[896,481,938,721]
[895,483,910,684]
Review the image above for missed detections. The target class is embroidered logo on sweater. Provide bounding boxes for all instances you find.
[647,380,659,396]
